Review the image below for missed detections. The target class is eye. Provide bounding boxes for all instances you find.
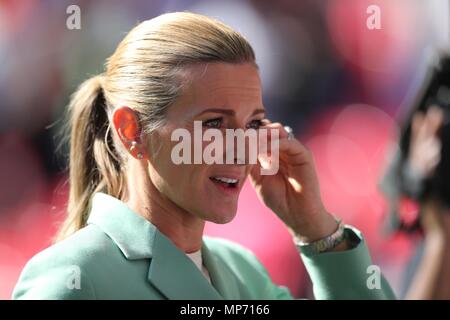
[203,117,223,128]
[247,119,263,129]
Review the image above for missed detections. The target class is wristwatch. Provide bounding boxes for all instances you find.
[293,217,347,255]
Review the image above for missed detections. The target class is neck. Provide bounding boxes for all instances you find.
[124,161,205,253]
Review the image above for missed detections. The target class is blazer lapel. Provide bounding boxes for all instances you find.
[148,230,223,300]
[202,240,241,299]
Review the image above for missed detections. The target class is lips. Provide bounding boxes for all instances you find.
[209,176,239,188]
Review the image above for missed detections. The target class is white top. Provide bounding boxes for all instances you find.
[186,249,211,284]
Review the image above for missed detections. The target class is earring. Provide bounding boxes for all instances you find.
[129,141,137,152]
[129,141,143,159]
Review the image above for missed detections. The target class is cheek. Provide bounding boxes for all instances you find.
[149,139,207,199]
[150,143,184,188]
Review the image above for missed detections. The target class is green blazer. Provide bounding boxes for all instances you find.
[13,193,395,300]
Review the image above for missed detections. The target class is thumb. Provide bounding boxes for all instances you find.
[249,162,262,185]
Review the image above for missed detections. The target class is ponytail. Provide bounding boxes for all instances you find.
[55,75,125,242]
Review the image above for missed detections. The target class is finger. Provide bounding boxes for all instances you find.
[425,138,442,163]
[249,162,262,182]
[425,105,444,137]
[260,121,291,140]
[276,137,312,165]
[258,131,307,158]
[260,135,311,170]
[411,111,424,141]
[258,120,307,154]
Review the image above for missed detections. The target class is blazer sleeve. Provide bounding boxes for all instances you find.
[299,226,396,300]
[208,227,396,300]
[12,250,97,300]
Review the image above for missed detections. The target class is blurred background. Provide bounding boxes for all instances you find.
[0,0,449,299]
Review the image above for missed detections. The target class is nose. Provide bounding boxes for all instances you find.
[222,123,257,166]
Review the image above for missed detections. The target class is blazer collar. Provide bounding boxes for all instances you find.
[148,231,223,299]
[87,192,155,259]
[86,192,225,299]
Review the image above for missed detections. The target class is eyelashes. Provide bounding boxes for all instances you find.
[248,119,264,129]
[203,117,222,128]
[202,117,264,129]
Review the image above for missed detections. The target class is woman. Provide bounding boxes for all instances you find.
[13,12,394,300]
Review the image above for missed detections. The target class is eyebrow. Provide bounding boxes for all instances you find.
[195,108,265,117]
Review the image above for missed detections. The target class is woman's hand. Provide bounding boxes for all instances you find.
[249,121,338,243]
[409,106,447,239]
[409,106,443,178]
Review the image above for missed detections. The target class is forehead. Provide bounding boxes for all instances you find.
[169,62,263,118]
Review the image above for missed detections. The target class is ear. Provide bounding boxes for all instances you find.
[112,106,147,160]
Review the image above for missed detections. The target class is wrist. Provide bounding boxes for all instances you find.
[294,216,347,254]
[291,209,338,243]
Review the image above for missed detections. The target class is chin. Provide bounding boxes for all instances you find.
[204,208,237,224]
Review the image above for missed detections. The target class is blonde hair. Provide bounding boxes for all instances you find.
[55,12,256,241]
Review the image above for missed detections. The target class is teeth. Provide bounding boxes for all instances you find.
[213,177,238,184]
